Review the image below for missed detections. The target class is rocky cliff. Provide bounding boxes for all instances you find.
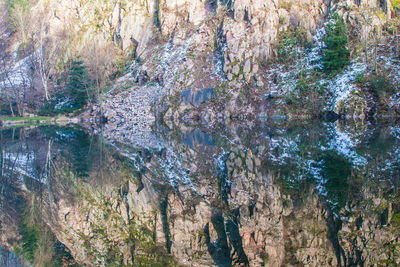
[1,0,399,124]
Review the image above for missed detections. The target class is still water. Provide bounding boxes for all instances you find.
[0,119,399,266]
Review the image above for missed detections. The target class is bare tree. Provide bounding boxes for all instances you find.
[84,39,118,104]
[8,0,31,44]
[31,9,63,102]
[0,52,16,116]
[36,17,51,102]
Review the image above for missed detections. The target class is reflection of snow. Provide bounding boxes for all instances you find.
[391,127,400,140]
[325,125,367,166]
[55,130,76,141]
[265,134,324,183]
[110,140,199,194]
[5,152,37,180]
[266,136,299,163]
[158,147,198,192]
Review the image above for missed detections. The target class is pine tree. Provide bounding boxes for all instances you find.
[322,14,350,73]
[66,59,91,108]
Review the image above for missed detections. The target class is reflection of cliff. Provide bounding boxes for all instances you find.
[0,127,78,266]
[1,122,400,266]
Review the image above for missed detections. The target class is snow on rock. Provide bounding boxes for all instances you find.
[306,27,326,68]
[155,36,194,94]
[0,54,35,89]
[268,26,327,96]
[326,62,366,111]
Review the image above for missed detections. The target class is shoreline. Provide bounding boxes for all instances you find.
[0,116,80,127]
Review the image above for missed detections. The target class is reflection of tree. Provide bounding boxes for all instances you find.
[0,248,28,267]
[67,130,92,177]
[40,126,94,177]
[263,120,399,207]
[320,151,352,213]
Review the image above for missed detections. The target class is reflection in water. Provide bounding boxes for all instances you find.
[0,248,29,266]
[0,120,399,266]
[182,129,215,147]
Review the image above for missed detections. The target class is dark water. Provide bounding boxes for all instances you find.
[0,119,399,266]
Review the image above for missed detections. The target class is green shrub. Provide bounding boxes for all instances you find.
[355,72,366,84]
[284,72,328,116]
[320,151,352,212]
[368,74,395,99]
[322,14,350,74]
[110,57,130,80]
[277,29,310,63]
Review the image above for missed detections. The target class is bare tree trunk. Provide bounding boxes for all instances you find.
[38,18,50,101]
[5,94,15,116]
[374,41,377,73]
[364,40,369,68]
[0,55,16,116]
[1,149,4,177]
[396,32,399,59]
[45,139,53,182]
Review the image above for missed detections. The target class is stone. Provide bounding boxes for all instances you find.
[232,64,240,75]
[252,63,259,74]
[181,88,214,107]
[243,59,252,74]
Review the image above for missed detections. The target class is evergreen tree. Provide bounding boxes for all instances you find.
[66,59,91,108]
[322,14,350,73]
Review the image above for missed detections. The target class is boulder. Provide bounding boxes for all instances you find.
[181,88,214,107]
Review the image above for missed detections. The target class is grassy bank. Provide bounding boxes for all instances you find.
[0,115,77,127]
[1,116,52,122]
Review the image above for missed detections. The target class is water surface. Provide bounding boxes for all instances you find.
[0,119,399,266]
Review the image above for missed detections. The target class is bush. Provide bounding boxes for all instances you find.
[284,72,328,116]
[368,74,395,99]
[39,93,76,115]
[322,14,350,73]
[277,29,310,63]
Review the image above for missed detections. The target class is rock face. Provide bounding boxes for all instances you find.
[2,0,394,127]
[91,0,397,128]
[37,0,394,55]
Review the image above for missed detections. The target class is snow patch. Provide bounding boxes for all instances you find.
[326,62,366,110]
